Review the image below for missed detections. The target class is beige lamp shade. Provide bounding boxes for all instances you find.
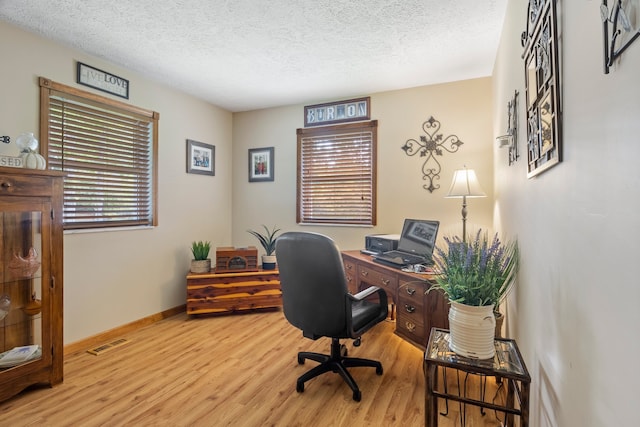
[445,168,486,198]
[445,167,486,241]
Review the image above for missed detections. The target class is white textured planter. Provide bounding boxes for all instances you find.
[262,255,277,270]
[190,259,211,274]
[448,301,496,359]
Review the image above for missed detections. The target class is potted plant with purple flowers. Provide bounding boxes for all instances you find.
[429,230,519,359]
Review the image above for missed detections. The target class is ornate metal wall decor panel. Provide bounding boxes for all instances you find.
[521,0,562,178]
[401,116,463,193]
[497,90,520,166]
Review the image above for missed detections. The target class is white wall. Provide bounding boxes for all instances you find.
[0,20,495,346]
[493,1,640,425]
[0,22,234,344]
[231,79,495,252]
[4,2,639,422]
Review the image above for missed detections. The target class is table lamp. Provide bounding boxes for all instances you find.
[445,167,486,241]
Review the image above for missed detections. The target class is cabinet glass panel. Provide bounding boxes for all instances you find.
[0,210,43,369]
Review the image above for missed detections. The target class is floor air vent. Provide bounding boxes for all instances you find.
[87,338,131,355]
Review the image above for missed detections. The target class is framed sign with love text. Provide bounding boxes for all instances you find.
[77,62,129,99]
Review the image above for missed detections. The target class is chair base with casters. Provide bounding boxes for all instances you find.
[296,337,383,402]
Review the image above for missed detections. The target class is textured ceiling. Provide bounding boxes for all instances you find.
[0,0,508,112]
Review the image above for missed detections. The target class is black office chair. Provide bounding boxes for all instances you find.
[275,231,388,401]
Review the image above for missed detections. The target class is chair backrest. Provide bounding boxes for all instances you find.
[275,231,349,339]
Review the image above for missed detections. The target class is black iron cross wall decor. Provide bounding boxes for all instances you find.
[401,116,463,193]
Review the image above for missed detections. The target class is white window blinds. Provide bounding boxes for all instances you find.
[297,120,377,225]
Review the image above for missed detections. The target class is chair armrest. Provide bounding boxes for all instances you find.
[351,286,383,301]
[346,285,388,337]
[350,286,388,308]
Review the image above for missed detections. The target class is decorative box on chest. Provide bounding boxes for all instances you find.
[215,246,258,273]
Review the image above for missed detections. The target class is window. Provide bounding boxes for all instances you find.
[297,120,377,225]
[39,78,158,230]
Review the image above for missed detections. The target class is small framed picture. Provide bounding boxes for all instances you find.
[248,147,274,182]
[186,139,215,176]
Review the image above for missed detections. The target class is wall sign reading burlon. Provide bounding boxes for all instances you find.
[77,62,129,99]
[304,97,370,127]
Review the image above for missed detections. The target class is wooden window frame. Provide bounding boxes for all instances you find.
[296,120,377,226]
[39,77,159,230]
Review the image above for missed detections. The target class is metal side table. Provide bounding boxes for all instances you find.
[424,328,531,426]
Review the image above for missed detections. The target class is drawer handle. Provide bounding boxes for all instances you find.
[404,304,415,313]
[361,271,368,277]
[345,264,353,270]
[405,287,416,296]
[405,321,416,332]
[381,278,390,285]
[1,181,12,188]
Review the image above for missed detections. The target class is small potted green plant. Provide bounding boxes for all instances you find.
[429,230,519,358]
[247,225,281,270]
[190,240,211,274]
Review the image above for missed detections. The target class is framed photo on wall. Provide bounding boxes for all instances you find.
[186,139,215,176]
[248,147,274,182]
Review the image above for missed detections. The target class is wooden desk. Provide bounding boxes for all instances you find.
[186,269,281,316]
[341,251,449,349]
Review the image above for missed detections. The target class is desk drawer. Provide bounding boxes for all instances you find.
[397,312,426,345]
[397,284,425,329]
[397,299,424,323]
[343,258,357,294]
[358,264,397,296]
[398,280,426,310]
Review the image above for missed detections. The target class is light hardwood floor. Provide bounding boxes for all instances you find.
[0,310,507,426]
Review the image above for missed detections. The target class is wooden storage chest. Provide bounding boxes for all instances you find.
[186,269,281,316]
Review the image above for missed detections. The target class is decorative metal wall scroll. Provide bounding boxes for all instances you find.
[601,0,640,73]
[401,116,463,193]
[498,90,520,166]
[521,0,562,179]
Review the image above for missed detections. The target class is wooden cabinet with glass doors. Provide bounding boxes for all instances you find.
[0,168,64,402]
